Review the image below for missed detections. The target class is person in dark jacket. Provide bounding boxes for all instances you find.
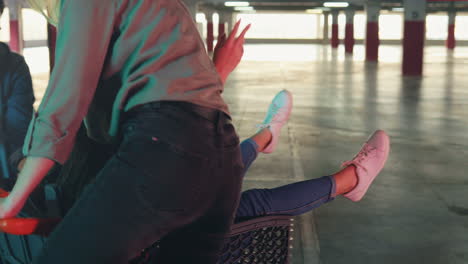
[0,0,35,189]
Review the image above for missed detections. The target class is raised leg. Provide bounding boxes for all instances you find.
[235,130,390,218]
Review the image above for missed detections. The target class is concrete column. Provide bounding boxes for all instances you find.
[47,24,57,72]
[225,12,235,33]
[331,10,339,48]
[344,8,355,54]
[7,0,23,53]
[365,0,381,61]
[402,0,426,76]
[218,11,227,38]
[205,9,214,52]
[182,0,198,21]
[323,11,330,44]
[446,11,456,50]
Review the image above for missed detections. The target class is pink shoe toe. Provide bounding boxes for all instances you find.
[343,130,390,202]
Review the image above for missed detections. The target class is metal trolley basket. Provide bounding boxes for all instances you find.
[0,185,294,264]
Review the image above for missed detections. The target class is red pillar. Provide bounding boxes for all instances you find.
[344,9,355,54]
[226,12,234,34]
[446,11,456,50]
[9,21,20,52]
[366,23,379,61]
[402,0,426,76]
[8,3,23,53]
[205,11,214,52]
[207,22,214,52]
[47,24,57,72]
[218,22,226,38]
[331,11,339,48]
[365,1,380,61]
[217,11,228,38]
[218,11,232,38]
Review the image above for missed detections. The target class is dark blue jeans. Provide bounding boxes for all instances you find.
[33,103,244,264]
[235,139,336,220]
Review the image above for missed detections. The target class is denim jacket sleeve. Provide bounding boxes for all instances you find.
[22,0,117,164]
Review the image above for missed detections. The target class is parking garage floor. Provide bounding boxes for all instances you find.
[30,44,468,264]
[224,44,468,264]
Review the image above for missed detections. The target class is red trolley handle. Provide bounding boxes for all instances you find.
[0,188,61,236]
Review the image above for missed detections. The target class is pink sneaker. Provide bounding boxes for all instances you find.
[342,130,390,202]
[258,90,293,154]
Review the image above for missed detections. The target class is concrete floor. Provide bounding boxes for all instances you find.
[224,44,468,264]
[30,44,468,264]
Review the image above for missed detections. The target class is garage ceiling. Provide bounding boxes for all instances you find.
[200,0,468,13]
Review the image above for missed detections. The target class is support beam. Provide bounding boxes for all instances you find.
[205,9,214,52]
[47,24,57,72]
[446,11,456,50]
[365,0,380,61]
[402,0,426,76]
[331,10,339,48]
[218,11,227,38]
[226,12,235,33]
[344,9,355,54]
[323,11,330,44]
[7,0,23,53]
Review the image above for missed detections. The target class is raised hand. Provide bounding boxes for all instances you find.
[213,20,251,84]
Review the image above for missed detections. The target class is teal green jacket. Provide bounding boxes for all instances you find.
[23,0,228,165]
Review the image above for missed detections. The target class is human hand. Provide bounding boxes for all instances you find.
[0,196,17,219]
[0,189,19,219]
[0,157,55,219]
[213,20,251,84]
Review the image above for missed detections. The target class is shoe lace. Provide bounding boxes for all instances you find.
[256,103,288,129]
[341,144,377,173]
[255,120,284,130]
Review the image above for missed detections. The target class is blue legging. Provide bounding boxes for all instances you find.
[235,139,337,219]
